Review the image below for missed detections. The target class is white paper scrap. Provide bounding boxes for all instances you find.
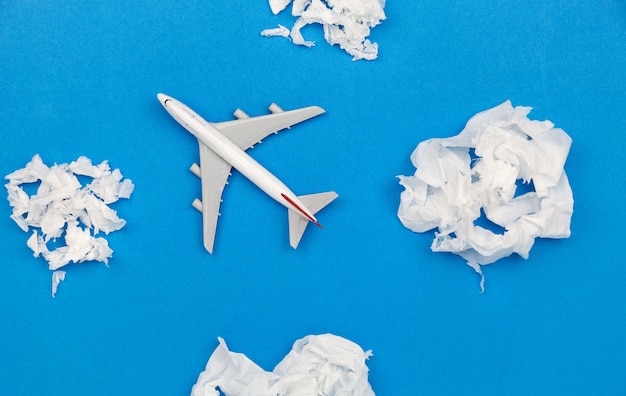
[260,24,291,39]
[191,334,375,396]
[5,154,134,296]
[263,0,386,61]
[397,101,574,290]
[51,270,66,298]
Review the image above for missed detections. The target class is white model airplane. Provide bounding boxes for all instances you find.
[157,93,338,253]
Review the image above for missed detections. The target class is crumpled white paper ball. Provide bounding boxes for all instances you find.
[262,0,386,61]
[398,101,573,290]
[191,334,375,396]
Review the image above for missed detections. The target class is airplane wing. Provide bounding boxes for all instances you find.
[213,106,325,150]
[197,141,232,253]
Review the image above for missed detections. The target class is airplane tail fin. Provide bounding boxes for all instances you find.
[288,191,338,249]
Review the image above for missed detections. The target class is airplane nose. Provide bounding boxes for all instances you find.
[157,93,169,107]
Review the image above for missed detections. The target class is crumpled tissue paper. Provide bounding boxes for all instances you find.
[5,154,134,296]
[191,333,375,396]
[262,0,386,61]
[397,101,573,290]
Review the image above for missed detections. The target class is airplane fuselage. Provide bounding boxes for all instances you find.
[158,94,320,225]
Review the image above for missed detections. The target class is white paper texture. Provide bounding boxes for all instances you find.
[260,24,291,38]
[191,334,375,396]
[264,0,386,60]
[5,155,134,296]
[51,270,66,298]
[397,101,574,290]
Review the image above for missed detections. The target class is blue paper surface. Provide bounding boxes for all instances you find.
[1,2,625,395]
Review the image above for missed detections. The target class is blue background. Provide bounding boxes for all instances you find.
[1,1,625,395]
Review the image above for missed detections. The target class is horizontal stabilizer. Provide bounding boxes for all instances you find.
[288,192,338,249]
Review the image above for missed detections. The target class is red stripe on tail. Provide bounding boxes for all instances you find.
[281,193,323,228]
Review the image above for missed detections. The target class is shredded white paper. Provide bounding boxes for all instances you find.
[262,0,386,61]
[5,154,134,296]
[51,270,66,298]
[191,334,375,396]
[261,24,291,38]
[397,101,574,290]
